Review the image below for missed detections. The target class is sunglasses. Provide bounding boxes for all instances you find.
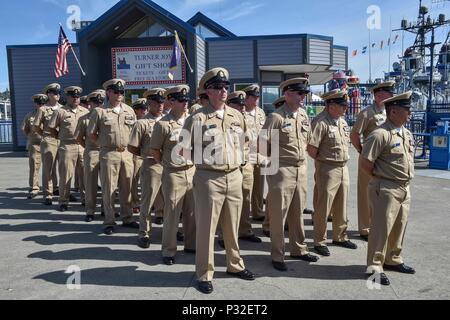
[171,98,189,103]
[208,85,229,91]
[47,90,60,95]
[289,90,308,96]
[113,90,125,95]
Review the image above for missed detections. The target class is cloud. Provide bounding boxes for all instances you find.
[32,23,52,41]
[222,2,264,21]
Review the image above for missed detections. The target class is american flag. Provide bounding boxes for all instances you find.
[54,26,72,78]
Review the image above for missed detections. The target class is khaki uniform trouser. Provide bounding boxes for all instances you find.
[28,143,41,194]
[139,159,163,238]
[313,161,349,246]
[58,143,85,205]
[268,165,309,262]
[84,149,100,216]
[194,168,246,282]
[132,157,143,208]
[252,165,266,219]
[154,191,165,218]
[358,156,372,236]
[367,178,410,274]
[100,149,134,226]
[162,166,196,257]
[40,138,59,199]
[239,162,255,237]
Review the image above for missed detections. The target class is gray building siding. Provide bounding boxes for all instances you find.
[7,45,81,149]
[308,38,332,65]
[208,40,254,79]
[195,35,206,87]
[257,38,304,65]
[332,47,347,70]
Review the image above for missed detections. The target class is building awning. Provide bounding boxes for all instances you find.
[260,64,334,85]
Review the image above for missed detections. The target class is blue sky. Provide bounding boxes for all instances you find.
[1,0,449,91]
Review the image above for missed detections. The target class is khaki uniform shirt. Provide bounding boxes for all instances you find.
[309,111,350,166]
[128,118,159,159]
[75,109,99,151]
[243,107,266,163]
[352,103,387,142]
[262,103,310,167]
[183,104,247,172]
[150,112,192,169]
[49,105,89,143]
[189,104,203,115]
[362,120,415,182]
[22,109,42,145]
[33,104,63,138]
[87,102,136,150]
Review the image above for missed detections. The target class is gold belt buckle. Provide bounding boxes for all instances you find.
[117,147,126,152]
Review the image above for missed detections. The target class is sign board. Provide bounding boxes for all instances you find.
[112,46,186,86]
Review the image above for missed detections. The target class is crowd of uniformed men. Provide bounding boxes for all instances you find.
[21,67,416,293]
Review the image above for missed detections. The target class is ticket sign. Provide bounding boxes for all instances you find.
[112,46,186,86]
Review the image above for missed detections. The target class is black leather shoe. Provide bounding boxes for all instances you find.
[138,237,151,249]
[44,199,53,206]
[177,231,185,242]
[54,190,59,196]
[226,269,255,281]
[303,208,314,215]
[69,194,78,202]
[314,246,331,257]
[360,235,369,242]
[198,281,213,294]
[368,272,390,286]
[384,263,416,274]
[184,248,196,254]
[163,257,175,266]
[253,216,265,222]
[85,215,94,223]
[27,193,38,200]
[155,217,164,225]
[59,204,68,212]
[327,216,333,222]
[218,239,225,249]
[272,261,288,271]
[81,201,86,207]
[291,253,320,262]
[104,226,114,235]
[333,240,358,250]
[123,221,139,229]
[239,234,262,243]
[263,230,271,238]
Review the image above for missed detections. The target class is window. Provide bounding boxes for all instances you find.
[195,24,220,39]
[262,86,280,114]
[119,17,173,39]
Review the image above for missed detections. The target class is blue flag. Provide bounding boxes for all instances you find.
[168,34,182,81]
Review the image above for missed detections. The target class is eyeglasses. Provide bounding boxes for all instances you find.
[208,85,229,91]
[113,90,125,95]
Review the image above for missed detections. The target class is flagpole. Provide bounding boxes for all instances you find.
[369,28,372,83]
[388,16,392,77]
[59,23,86,76]
[174,31,194,73]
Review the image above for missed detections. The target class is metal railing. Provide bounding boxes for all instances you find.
[0,120,13,144]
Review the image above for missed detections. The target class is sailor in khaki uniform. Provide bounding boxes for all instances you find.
[261,78,319,272]
[76,90,106,222]
[183,68,255,294]
[34,83,61,205]
[88,79,139,235]
[307,90,357,257]
[49,86,89,212]
[261,97,286,237]
[351,81,395,241]
[242,85,267,224]
[227,91,246,112]
[150,85,196,265]
[189,87,209,114]
[22,94,46,199]
[361,91,416,286]
[131,99,149,214]
[128,89,165,249]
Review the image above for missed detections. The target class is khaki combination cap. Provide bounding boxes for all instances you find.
[32,94,49,105]
[87,90,106,103]
[43,83,61,94]
[280,77,310,94]
[242,84,260,97]
[103,79,126,91]
[80,96,88,103]
[272,97,286,109]
[199,68,230,90]
[371,80,396,94]
[132,98,148,110]
[382,91,413,108]
[64,86,83,97]
[144,88,166,103]
[166,85,190,101]
[227,91,247,105]
[321,89,349,106]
